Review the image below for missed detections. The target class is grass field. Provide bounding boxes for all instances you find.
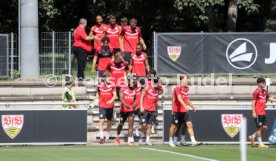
[0,145,275,161]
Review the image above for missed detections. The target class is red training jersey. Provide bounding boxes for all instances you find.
[98,83,115,108]
[253,88,269,115]
[120,87,136,112]
[131,52,147,77]
[142,86,159,112]
[105,24,121,49]
[73,26,92,53]
[173,85,189,113]
[120,26,142,53]
[107,61,129,87]
[94,46,113,70]
[92,24,106,49]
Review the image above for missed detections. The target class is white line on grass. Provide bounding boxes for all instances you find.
[140,147,219,161]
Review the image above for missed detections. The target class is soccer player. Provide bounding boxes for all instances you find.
[119,18,146,64]
[120,17,128,27]
[115,75,137,146]
[89,15,106,51]
[168,74,201,147]
[73,18,95,80]
[106,53,129,100]
[105,15,121,53]
[96,72,116,144]
[91,37,114,79]
[140,76,162,145]
[129,43,150,79]
[248,78,276,148]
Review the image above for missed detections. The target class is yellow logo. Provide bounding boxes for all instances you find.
[1,115,24,139]
[221,114,242,138]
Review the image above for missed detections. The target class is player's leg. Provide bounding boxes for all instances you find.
[256,115,268,148]
[185,113,201,146]
[169,113,179,147]
[127,113,135,146]
[105,108,113,142]
[99,108,107,144]
[140,111,148,143]
[146,112,155,145]
[116,112,127,145]
[178,122,187,146]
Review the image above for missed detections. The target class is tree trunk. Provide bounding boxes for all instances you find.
[227,0,238,32]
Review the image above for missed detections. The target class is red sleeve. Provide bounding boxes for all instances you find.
[253,90,258,101]
[79,28,88,40]
[138,27,142,38]
[94,47,100,57]
[174,87,181,96]
[120,27,125,36]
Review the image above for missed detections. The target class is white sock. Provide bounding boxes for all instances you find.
[173,136,178,144]
[169,137,173,142]
[257,137,263,144]
[105,132,110,140]
[99,131,104,139]
[146,135,150,142]
[251,132,256,139]
[181,135,186,142]
[190,136,196,142]
[131,136,134,143]
[128,137,132,143]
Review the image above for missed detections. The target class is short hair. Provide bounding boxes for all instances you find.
[136,42,143,47]
[120,17,128,23]
[180,74,189,80]
[108,15,116,19]
[257,78,265,84]
[101,37,110,43]
[149,69,157,76]
[79,18,87,24]
[65,75,74,86]
[130,18,137,24]
[96,15,103,18]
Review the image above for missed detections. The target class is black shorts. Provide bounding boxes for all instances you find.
[135,108,142,119]
[120,112,135,123]
[255,115,267,128]
[172,112,192,125]
[141,110,156,125]
[99,108,113,120]
[123,52,132,64]
[97,70,106,82]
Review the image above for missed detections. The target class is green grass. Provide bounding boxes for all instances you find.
[0,145,275,161]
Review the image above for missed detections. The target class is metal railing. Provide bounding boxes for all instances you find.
[40,32,72,76]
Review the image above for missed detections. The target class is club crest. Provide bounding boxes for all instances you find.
[221,114,242,138]
[167,46,181,62]
[1,115,24,139]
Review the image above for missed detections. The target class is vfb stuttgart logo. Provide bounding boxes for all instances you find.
[1,115,24,139]
[167,46,181,62]
[221,114,242,138]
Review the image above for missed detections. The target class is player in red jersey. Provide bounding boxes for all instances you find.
[106,53,129,100]
[168,74,201,147]
[119,18,146,64]
[115,75,137,146]
[96,72,116,144]
[105,15,121,53]
[248,78,276,148]
[129,43,150,79]
[140,76,162,145]
[91,37,114,79]
[89,15,106,51]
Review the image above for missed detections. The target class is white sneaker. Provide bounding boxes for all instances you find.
[169,141,176,147]
[146,141,153,146]
[191,141,202,146]
[131,137,134,143]
[180,141,188,146]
